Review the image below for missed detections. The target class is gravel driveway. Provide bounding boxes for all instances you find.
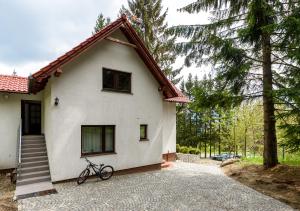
[18,162,293,211]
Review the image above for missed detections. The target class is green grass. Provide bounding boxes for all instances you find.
[242,156,264,165]
[242,152,300,166]
[280,153,300,166]
[177,144,300,166]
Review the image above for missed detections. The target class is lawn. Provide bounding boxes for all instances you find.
[242,152,300,166]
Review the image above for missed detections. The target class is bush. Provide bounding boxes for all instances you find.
[180,146,189,154]
[189,148,197,154]
[176,144,181,152]
[195,149,201,155]
[177,144,201,155]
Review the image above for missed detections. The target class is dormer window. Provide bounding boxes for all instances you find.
[103,68,131,93]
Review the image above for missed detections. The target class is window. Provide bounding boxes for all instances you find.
[140,124,148,141]
[81,125,115,156]
[103,68,131,93]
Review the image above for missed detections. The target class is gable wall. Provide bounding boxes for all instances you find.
[44,30,171,181]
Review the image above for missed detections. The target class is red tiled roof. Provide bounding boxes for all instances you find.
[0,75,28,93]
[165,82,190,103]
[165,96,190,103]
[30,15,189,103]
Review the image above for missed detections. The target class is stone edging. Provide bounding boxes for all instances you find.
[176,153,202,163]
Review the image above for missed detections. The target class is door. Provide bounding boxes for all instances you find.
[22,101,41,135]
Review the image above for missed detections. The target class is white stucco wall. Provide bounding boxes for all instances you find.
[162,102,176,154]
[0,92,43,169]
[44,30,177,182]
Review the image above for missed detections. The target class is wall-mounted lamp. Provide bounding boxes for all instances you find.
[54,97,59,106]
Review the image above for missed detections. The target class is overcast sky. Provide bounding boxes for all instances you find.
[0,0,210,80]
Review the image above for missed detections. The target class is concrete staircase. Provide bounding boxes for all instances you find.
[15,135,56,199]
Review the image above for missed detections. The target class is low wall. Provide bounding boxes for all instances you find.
[176,153,202,163]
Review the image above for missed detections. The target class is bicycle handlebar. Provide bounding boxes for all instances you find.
[84,157,105,167]
[85,157,98,167]
[85,157,93,164]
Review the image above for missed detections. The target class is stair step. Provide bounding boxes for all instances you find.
[19,170,50,180]
[22,142,45,147]
[22,135,44,140]
[21,160,48,168]
[22,147,46,153]
[17,135,51,187]
[22,152,47,158]
[21,165,49,174]
[17,175,51,186]
[22,156,48,163]
[22,143,46,148]
[22,138,45,143]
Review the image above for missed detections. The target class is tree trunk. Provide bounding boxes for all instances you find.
[218,117,221,155]
[199,141,201,158]
[204,141,207,158]
[214,143,216,156]
[204,124,207,158]
[209,119,212,158]
[244,127,247,158]
[195,114,198,137]
[189,112,192,134]
[233,120,236,156]
[262,33,278,168]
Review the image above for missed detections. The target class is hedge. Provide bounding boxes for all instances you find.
[176,144,201,155]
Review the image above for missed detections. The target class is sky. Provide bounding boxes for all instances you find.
[0,0,210,80]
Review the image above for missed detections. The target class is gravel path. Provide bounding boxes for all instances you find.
[18,162,294,211]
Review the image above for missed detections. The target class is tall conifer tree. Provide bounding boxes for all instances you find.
[93,13,111,34]
[169,0,300,168]
[120,0,182,84]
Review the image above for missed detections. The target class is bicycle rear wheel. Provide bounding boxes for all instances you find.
[77,168,90,185]
[100,166,114,180]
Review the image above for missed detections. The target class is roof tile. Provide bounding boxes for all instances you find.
[29,15,189,103]
[0,75,28,93]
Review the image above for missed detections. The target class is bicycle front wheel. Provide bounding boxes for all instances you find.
[100,166,114,180]
[77,168,90,185]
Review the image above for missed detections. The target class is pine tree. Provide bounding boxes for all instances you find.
[169,0,299,168]
[93,13,111,34]
[120,0,182,84]
[274,4,300,152]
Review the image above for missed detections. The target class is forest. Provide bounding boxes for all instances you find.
[176,73,300,165]
[95,0,300,168]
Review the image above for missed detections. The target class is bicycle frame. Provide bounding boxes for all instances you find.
[85,158,104,177]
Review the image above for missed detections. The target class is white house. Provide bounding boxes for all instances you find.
[0,16,188,196]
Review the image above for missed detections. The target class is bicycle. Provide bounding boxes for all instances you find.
[77,157,114,185]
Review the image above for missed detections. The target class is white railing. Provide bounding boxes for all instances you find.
[16,119,22,168]
[18,119,22,165]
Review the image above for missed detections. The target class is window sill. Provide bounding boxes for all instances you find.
[102,89,133,95]
[81,152,117,158]
[139,139,149,142]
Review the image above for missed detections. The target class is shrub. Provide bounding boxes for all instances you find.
[176,144,181,152]
[180,146,189,154]
[177,145,202,155]
[189,148,197,154]
[195,149,201,155]
[177,145,201,155]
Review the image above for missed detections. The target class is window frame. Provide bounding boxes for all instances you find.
[81,125,115,157]
[139,124,148,141]
[102,68,132,94]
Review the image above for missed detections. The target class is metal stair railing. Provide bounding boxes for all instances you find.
[16,119,22,179]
